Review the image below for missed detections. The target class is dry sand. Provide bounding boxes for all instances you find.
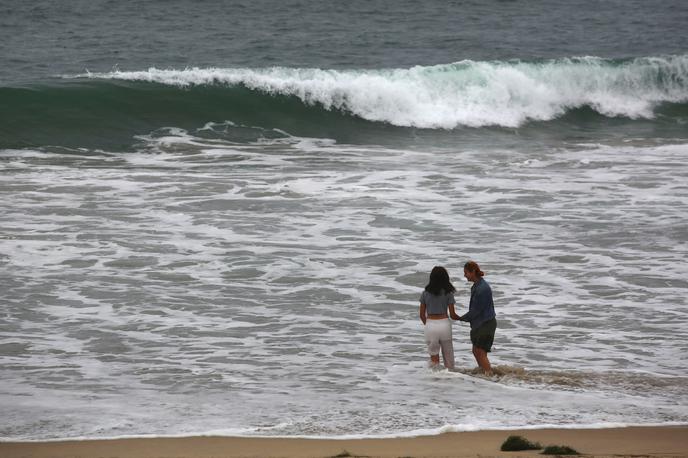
[2,425,687,458]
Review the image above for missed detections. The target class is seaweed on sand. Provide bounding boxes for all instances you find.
[541,444,579,455]
[500,435,543,451]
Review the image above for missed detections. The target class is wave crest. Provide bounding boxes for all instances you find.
[79,55,688,128]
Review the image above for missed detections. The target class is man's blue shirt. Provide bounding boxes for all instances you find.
[460,278,496,329]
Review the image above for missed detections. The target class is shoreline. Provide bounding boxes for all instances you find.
[2,425,687,458]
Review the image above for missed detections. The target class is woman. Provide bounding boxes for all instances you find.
[419,266,461,369]
[459,261,497,375]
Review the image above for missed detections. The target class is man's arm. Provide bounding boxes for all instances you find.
[460,286,487,321]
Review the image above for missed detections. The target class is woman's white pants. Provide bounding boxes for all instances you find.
[424,319,454,369]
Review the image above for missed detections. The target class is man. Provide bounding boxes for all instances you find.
[459,261,497,375]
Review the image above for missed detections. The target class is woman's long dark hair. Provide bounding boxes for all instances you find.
[424,266,455,296]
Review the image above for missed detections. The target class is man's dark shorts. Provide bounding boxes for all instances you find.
[470,318,497,352]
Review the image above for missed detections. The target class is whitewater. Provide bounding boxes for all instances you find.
[2,123,688,439]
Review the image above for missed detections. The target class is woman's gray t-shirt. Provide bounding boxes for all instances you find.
[419,290,455,315]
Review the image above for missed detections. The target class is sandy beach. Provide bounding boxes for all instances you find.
[2,425,687,458]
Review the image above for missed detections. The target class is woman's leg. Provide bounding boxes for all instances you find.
[425,322,441,366]
[440,339,455,369]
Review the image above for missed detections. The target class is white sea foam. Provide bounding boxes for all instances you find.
[77,55,688,128]
[2,135,688,440]
[8,421,688,443]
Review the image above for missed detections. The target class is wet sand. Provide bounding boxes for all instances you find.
[2,425,687,457]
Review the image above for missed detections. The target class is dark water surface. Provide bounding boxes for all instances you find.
[2,0,688,84]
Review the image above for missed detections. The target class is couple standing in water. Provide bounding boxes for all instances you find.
[419,261,497,374]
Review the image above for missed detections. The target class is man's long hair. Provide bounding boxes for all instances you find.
[424,266,456,296]
[464,260,485,277]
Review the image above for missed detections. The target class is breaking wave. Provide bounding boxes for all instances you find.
[3,55,688,149]
[79,55,688,128]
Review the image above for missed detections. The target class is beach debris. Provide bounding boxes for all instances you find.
[500,435,543,451]
[541,444,580,455]
[328,451,359,458]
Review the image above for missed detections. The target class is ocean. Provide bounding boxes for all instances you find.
[1,0,688,441]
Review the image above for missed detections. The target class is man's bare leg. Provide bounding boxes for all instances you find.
[472,346,492,375]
